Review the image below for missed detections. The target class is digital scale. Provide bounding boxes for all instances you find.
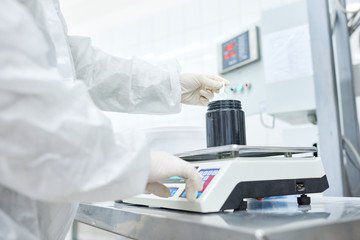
[123,145,329,213]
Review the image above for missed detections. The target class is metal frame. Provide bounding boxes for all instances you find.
[331,0,360,196]
[306,0,346,196]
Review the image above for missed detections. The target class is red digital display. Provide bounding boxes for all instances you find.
[225,43,236,51]
[224,51,236,60]
[224,43,237,60]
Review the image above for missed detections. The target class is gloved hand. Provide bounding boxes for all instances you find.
[180,73,230,106]
[146,152,203,201]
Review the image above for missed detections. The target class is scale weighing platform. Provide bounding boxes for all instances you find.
[123,145,329,213]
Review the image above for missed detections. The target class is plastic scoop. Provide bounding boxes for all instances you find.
[215,82,228,100]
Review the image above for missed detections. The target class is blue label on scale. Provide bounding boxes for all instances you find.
[169,187,179,197]
[181,168,220,198]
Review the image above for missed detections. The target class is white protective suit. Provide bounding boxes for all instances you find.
[0,0,184,239]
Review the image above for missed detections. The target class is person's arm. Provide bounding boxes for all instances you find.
[0,0,202,202]
[0,0,149,202]
[68,36,182,114]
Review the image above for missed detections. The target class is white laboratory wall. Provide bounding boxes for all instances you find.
[60,0,318,148]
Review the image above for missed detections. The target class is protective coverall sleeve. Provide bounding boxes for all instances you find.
[68,36,182,114]
[0,0,150,202]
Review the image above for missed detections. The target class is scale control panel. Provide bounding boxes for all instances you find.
[179,168,220,199]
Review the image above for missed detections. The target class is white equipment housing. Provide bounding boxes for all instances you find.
[123,146,328,213]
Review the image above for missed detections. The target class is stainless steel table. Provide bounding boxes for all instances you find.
[75,197,360,240]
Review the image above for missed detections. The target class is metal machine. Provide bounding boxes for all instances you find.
[214,0,360,198]
[218,1,316,123]
[123,145,329,213]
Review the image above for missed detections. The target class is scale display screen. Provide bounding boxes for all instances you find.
[181,168,220,198]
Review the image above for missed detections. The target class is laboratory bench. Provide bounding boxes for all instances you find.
[74,196,360,240]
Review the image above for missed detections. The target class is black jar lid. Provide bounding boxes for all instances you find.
[207,99,242,111]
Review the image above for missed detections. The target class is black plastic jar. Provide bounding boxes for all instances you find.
[206,100,246,147]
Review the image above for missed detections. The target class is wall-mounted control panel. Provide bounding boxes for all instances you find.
[217,1,316,124]
[218,26,259,74]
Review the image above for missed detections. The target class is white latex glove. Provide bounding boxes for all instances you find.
[180,73,230,106]
[146,152,203,201]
